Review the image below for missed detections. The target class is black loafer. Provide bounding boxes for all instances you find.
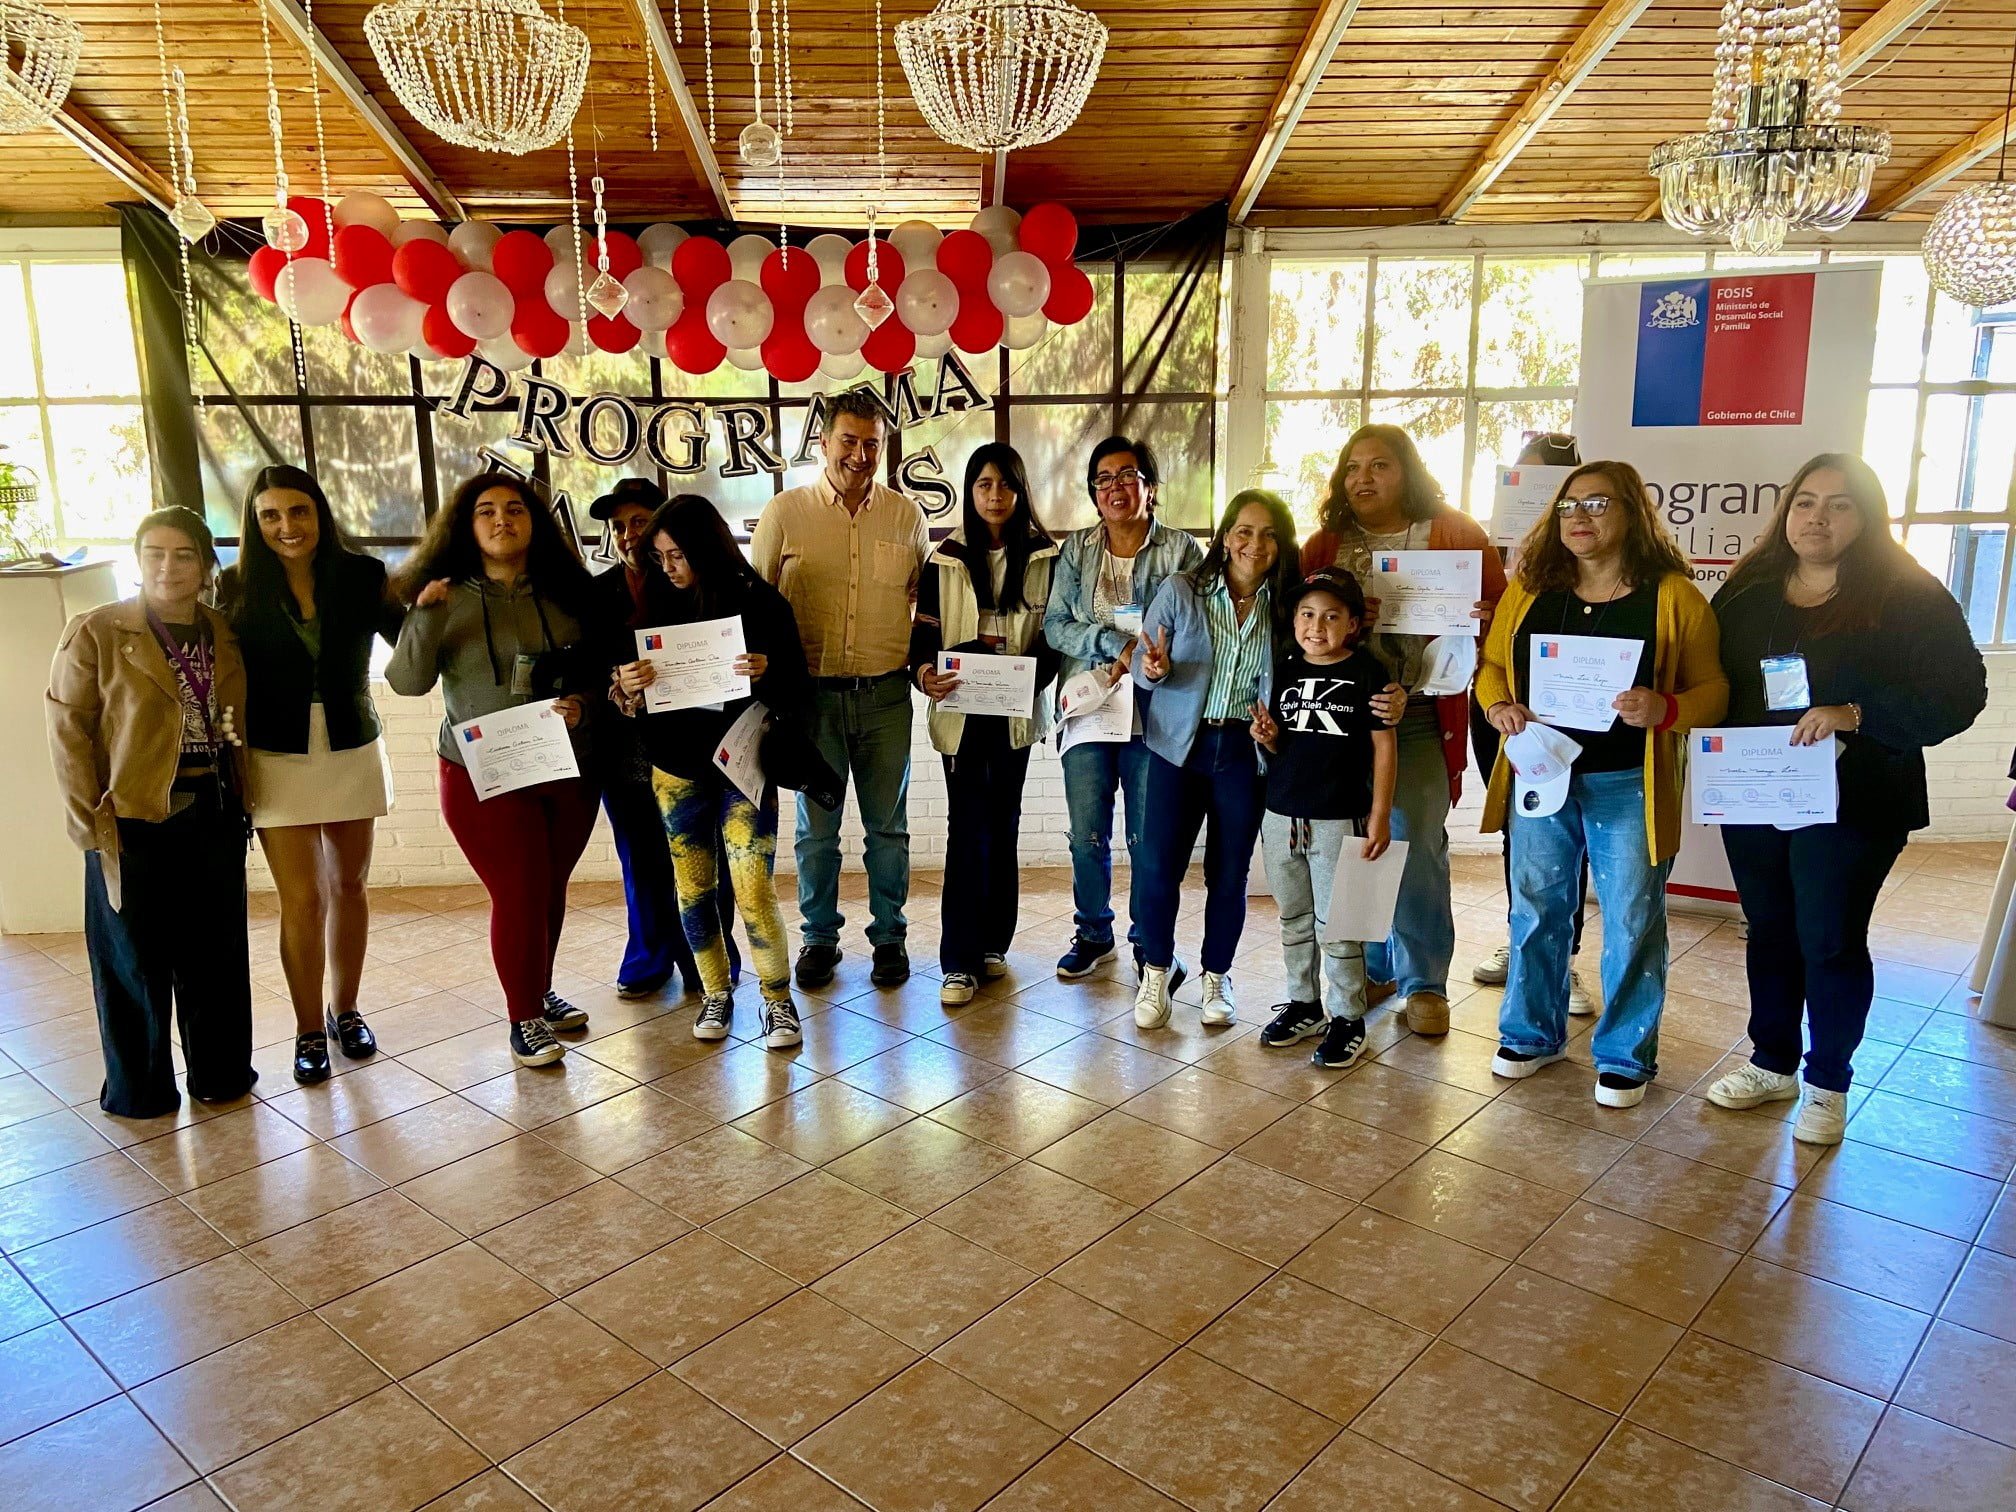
[795,943,841,988]
[293,1032,332,1084]
[870,943,911,987]
[325,1008,377,1061]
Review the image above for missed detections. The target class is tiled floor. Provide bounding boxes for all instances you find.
[2,845,2015,1511]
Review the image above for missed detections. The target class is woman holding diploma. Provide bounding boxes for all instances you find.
[1130,489,1300,1030]
[1478,462,1727,1108]
[388,472,600,1069]
[613,496,811,1049]
[911,444,1061,1007]
[1300,425,1504,1038]
[1704,454,1983,1145]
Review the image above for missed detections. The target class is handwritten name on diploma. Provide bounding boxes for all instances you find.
[637,617,750,713]
[1690,726,1838,827]
[454,701,581,801]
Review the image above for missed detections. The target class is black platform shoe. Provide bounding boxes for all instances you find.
[293,1031,332,1084]
[325,1007,378,1060]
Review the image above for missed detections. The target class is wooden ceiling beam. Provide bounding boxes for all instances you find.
[1229,0,1364,224]
[1870,106,2016,216]
[1439,0,1655,221]
[49,102,175,214]
[261,0,465,220]
[620,0,734,221]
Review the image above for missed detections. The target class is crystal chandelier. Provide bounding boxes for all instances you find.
[1649,0,1889,256]
[1922,26,2016,310]
[0,0,82,134]
[364,0,590,155]
[896,0,1106,153]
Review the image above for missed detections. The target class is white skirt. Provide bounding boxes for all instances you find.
[248,705,393,828]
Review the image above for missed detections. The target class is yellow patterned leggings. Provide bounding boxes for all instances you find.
[651,769,793,998]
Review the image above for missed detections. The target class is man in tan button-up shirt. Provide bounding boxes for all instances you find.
[751,390,929,987]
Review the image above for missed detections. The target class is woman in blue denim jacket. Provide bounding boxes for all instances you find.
[1042,436,1202,983]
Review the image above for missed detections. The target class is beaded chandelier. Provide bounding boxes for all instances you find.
[1650,0,1889,255]
[0,0,82,134]
[896,0,1106,153]
[1922,25,2016,311]
[364,0,590,155]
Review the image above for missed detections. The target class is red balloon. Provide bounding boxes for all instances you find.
[423,303,478,360]
[1018,202,1079,266]
[287,195,332,260]
[338,292,359,345]
[247,245,287,302]
[332,224,395,289]
[593,230,643,281]
[671,236,731,297]
[492,230,553,295]
[949,299,1004,354]
[588,313,641,353]
[761,325,820,383]
[862,319,916,374]
[937,229,994,289]
[393,239,462,306]
[760,246,820,312]
[1043,263,1095,325]
[845,239,906,294]
[664,308,725,373]
[511,297,569,360]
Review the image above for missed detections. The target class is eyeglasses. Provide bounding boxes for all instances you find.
[1555,495,1614,517]
[1092,468,1143,493]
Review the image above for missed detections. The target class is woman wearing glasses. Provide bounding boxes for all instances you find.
[1476,463,1727,1109]
[1042,436,1201,982]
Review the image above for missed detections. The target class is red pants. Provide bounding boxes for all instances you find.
[439,758,601,1022]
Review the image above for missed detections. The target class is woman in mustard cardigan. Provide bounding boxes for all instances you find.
[1476,462,1727,1108]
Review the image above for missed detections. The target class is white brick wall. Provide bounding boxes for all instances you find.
[246,658,2016,890]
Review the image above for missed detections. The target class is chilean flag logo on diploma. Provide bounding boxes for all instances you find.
[1631,274,1816,429]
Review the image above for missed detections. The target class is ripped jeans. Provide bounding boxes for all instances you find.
[1501,767,1671,1081]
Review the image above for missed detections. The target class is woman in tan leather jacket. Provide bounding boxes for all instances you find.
[45,506,257,1119]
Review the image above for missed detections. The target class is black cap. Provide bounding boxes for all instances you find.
[1293,566,1364,607]
[589,477,665,522]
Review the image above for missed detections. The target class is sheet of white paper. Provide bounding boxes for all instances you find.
[1320,839,1411,944]
[638,617,749,713]
[937,651,1036,717]
[1369,551,1483,637]
[1058,673,1134,754]
[1413,634,1477,698]
[1489,464,1574,547]
[1689,726,1840,827]
[710,701,769,804]
[453,701,581,801]
[1527,632,1643,733]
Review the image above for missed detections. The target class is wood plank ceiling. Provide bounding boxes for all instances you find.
[0,0,2009,230]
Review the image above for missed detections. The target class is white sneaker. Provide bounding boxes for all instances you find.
[940,973,978,1007]
[1472,943,1510,985]
[1199,971,1235,1025]
[1793,1087,1848,1146]
[981,953,1008,980]
[1568,968,1595,1017]
[1706,1062,1799,1111]
[1491,1047,1566,1079]
[1133,964,1172,1029]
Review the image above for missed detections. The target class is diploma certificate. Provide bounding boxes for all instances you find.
[712,701,769,804]
[1690,726,1839,828]
[1527,633,1643,733]
[1369,550,1483,636]
[454,701,581,801]
[1056,669,1134,754]
[1489,464,1574,547]
[637,618,749,713]
[937,652,1037,717]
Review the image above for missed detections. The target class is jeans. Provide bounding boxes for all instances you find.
[940,719,1033,974]
[1260,810,1370,1020]
[1134,725,1266,975]
[1472,702,1588,955]
[654,770,792,999]
[1502,768,1671,1079]
[1365,713,1454,997]
[1722,820,1907,1092]
[796,677,914,947]
[1061,736,1151,947]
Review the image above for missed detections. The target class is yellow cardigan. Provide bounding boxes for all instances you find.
[1476,572,1729,864]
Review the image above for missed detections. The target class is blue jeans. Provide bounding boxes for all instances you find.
[1501,768,1671,1080]
[1133,725,1266,975]
[796,676,913,948]
[1061,736,1151,947]
[1365,713,1454,998]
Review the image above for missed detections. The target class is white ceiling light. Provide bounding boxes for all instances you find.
[0,0,82,134]
[896,0,1106,154]
[364,0,590,155]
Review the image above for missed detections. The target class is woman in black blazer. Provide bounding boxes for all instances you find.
[219,466,403,1084]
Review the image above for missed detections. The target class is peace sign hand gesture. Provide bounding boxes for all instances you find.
[1249,699,1280,752]
[1139,626,1173,683]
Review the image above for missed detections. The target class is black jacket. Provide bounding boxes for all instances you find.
[636,572,812,781]
[1713,563,1987,832]
[224,552,404,754]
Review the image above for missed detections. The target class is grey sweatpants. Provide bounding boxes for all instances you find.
[1261,809,1371,1021]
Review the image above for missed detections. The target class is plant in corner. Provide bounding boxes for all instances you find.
[0,443,52,563]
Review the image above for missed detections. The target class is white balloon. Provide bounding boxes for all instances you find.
[889,219,943,271]
[706,279,775,349]
[727,233,775,282]
[477,334,535,372]
[351,283,427,353]
[274,258,348,327]
[913,329,954,360]
[563,320,595,357]
[446,271,514,340]
[545,225,586,259]
[448,221,502,272]
[332,192,399,235]
[727,346,767,372]
[988,250,1053,319]
[806,233,853,286]
[895,269,959,337]
[804,284,868,355]
[1003,312,1049,350]
[638,222,689,269]
[819,349,866,381]
[970,205,1023,257]
[544,260,587,318]
[389,220,451,249]
[621,265,683,332]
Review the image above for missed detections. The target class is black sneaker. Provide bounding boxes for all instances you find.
[871,943,911,986]
[1312,1016,1368,1069]
[1258,1001,1326,1048]
[761,996,803,1049]
[541,991,589,1032]
[1057,936,1115,979]
[693,993,733,1041]
[510,1017,565,1067]
[796,943,841,988]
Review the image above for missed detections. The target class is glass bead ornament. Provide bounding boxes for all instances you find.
[263,207,312,253]
[0,0,82,134]
[852,279,894,330]
[169,196,217,243]
[896,0,1105,153]
[739,118,781,168]
[1923,181,2016,311]
[365,0,590,155]
[585,268,631,319]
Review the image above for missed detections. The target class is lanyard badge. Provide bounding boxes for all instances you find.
[1760,653,1812,712]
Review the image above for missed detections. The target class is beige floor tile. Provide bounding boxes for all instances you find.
[986,1442,1186,1511]
[785,1005,914,1076]
[12,1197,230,1315]
[260,1059,452,1141]
[831,1038,1004,1114]
[1287,1206,1506,1334]
[0,1256,53,1343]
[1442,1266,1682,1412]
[531,1085,717,1175]
[1438,1101,1633,1195]
[319,1240,551,1377]
[1194,1273,1428,1422]
[1365,1149,1572,1260]
[1841,1407,2016,1512]
[398,1133,600,1236]
[1192,1032,1356,1103]
[1587,1144,1791,1249]
[0,1150,168,1252]
[178,1142,384,1248]
[927,1072,1107,1156]
[457,1057,641,1131]
[695,1455,873,1511]
[328,1096,518,1187]
[1018,1035,1185,1105]
[1696,1256,1932,1398]
[1028,1110,1219,1205]
[0,1396,196,1512]
[1897,1320,2016,1449]
[242,1189,461,1308]
[1556,1422,1826,1512]
[1798,1139,2002,1241]
[1051,1214,1271,1341]
[1750,1192,1969,1314]
[1519,1200,1742,1327]
[1264,1430,1502,1511]
[730,1080,914,1166]
[706,1171,912,1284]
[1641,1095,1822,1188]
[1146,1154,1353,1266]
[1941,1246,2016,1343]
[1234,1104,1429,1200]
[69,1251,303,1387]
[924,1002,1085,1068]
[1116,1066,1298,1150]
[614,1125,812,1225]
[212,1385,485,1512]
[932,1159,1136,1271]
[477,1177,691,1294]
[123,1104,316,1196]
[811,1221,1033,1350]
[569,1229,796,1365]
[392,1027,522,1094]
[931,1278,1171,1432]
[654,1043,823,1122]
[1372,1027,1509,1097]
[570,1014,731,1083]
[822,1116,1019,1215]
[0,1320,119,1444]
[1846,1089,2016,1181]
[416,1469,547,1510]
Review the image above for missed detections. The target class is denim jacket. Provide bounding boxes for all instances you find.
[1133,572,1278,769]
[1042,517,1203,695]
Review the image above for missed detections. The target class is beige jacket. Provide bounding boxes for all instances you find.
[45,598,248,908]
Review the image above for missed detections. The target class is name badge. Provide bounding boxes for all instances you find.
[1760,653,1811,712]
[511,653,537,698]
[1111,604,1143,635]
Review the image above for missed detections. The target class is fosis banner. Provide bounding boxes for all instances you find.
[1572,262,1881,904]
